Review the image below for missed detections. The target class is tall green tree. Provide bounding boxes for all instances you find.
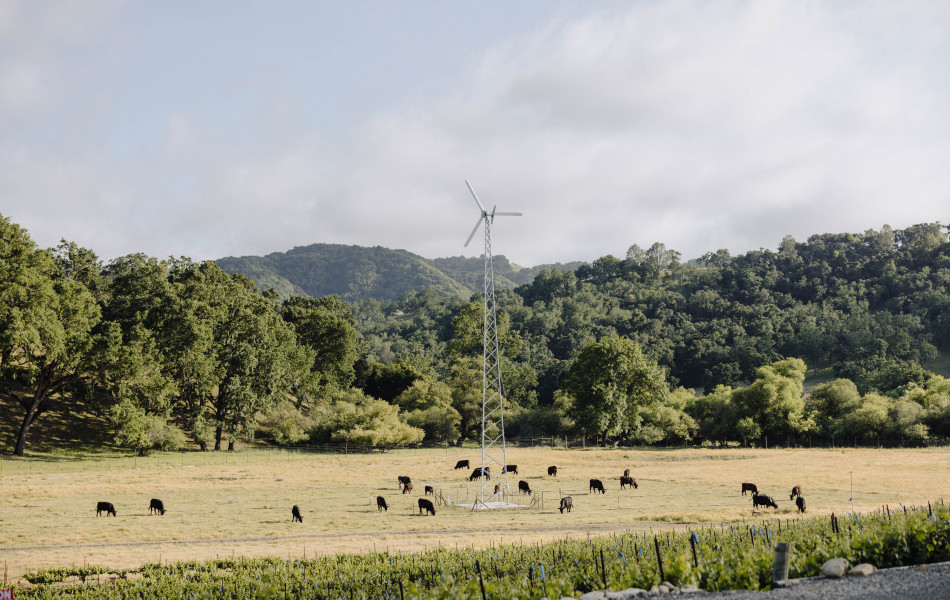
[208,274,298,450]
[165,259,228,449]
[731,358,813,442]
[563,335,669,445]
[395,379,461,442]
[281,295,363,393]
[0,217,100,455]
[447,356,485,441]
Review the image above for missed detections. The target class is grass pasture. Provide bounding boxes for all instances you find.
[1,446,948,584]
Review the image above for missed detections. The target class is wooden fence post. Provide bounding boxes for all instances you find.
[771,542,792,588]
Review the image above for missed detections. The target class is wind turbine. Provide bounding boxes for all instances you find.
[463,180,522,507]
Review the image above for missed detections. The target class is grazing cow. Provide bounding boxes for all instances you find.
[148,498,166,515]
[589,479,606,494]
[96,501,116,517]
[789,485,803,501]
[518,480,532,496]
[620,476,638,490]
[795,496,806,514]
[469,467,490,481]
[418,498,436,516]
[377,496,388,512]
[741,483,758,496]
[559,496,573,513]
[402,482,413,494]
[398,475,411,489]
[547,466,557,477]
[454,460,470,470]
[752,493,778,510]
[501,464,518,475]
[292,505,303,522]
[424,485,434,496]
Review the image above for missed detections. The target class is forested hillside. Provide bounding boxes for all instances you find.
[216,243,584,302]
[357,226,950,392]
[350,225,950,446]
[3,213,949,456]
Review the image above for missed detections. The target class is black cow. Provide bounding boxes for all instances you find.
[292,505,303,522]
[789,485,803,501]
[148,498,166,515]
[795,496,806,514]
[96,501,116,517]
[620,476,638,490]
[518,480,532,496]
[398,475,411,489]
[402,482,413,494]
[547,466,557,476]
[469,467,490,481]
[559,496,573,513]
[741,483,758,496]
[454,460,470,470]
[418,498,436,516]
[752,493,778,510]
[502,464,518,475]
[377,496,388,512]
[589,479,606,494]
[424,485,434,496]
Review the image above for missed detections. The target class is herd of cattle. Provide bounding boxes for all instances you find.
[93,462,807,521]
[742,482,807,513]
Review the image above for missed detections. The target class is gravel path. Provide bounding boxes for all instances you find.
[657,560,950,600]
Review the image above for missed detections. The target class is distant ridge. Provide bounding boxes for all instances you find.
[216,243,585,301]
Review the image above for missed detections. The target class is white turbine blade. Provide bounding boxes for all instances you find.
[465,180,486,212]
[494,212,522,216]
[464,217,484,247]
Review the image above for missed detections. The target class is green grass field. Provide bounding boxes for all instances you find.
[2,446,948,585]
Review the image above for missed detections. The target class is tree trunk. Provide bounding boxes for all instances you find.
[228,440,235,451]
[214,425,223,451]
[14,404,38,456]
[198,440,208,451]
[14,388,49,456]
[602,430,609,447]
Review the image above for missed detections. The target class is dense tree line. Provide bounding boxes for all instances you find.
[3,212,950,455]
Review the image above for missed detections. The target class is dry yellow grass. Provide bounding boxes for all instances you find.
[1,446,948,583]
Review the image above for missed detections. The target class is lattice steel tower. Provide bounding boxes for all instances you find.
[463,180,521,505]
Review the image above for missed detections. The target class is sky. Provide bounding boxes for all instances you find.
[1,0,949,267]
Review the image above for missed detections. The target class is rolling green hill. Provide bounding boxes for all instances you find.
[216,243,584,301]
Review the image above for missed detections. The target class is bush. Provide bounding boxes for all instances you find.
[310,389,424,446]
[110,399,185,454]
[256,400,312,445]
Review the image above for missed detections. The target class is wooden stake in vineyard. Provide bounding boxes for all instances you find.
[475,560,487,600]
[654,536,665,583]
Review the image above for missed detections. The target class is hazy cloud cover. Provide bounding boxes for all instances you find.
[1,0,948,266]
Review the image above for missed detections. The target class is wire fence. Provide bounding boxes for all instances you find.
[2,433,947,476]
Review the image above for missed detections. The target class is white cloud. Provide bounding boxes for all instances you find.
[2,1,949,267]
[0,59,41,116]
[332,0,950,263]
